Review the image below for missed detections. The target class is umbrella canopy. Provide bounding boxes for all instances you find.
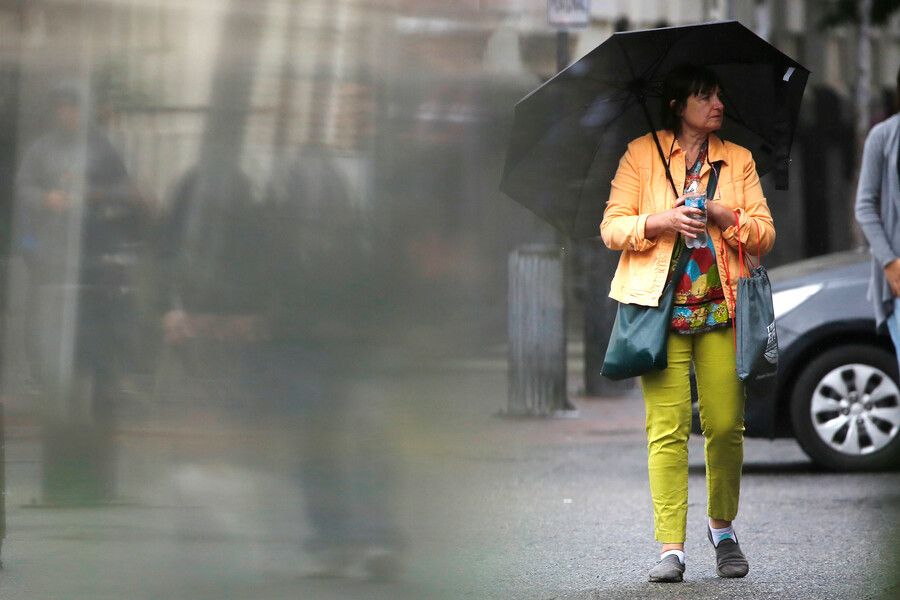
[500,21,810,239]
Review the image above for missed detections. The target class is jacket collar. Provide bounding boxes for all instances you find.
[658,129,730,168]
[706,133,729,167]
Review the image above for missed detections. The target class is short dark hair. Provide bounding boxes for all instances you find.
[659,64,723,133]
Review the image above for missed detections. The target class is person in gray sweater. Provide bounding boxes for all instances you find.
[855,66,900,362]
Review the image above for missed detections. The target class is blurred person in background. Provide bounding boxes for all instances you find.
[856,64,900,371]
[158,147,401,581]
[15,81,145,430]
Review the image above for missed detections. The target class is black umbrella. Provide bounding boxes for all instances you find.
[500,20,810,239]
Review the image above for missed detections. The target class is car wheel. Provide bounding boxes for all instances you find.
[790,344,900,471]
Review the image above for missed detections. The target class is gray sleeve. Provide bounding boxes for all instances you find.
[855,124,898,267]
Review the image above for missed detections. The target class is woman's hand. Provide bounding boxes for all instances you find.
[644,195,705,240]
[885,259,900,298]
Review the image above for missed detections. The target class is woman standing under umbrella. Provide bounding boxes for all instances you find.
[601,65,775,583]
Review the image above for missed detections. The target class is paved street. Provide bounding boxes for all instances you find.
[0,361,898,599]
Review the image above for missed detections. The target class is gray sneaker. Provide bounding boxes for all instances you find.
[707,527,749,578]
[648,553,685,583]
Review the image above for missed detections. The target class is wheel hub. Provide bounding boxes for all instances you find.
[810,363,900,456]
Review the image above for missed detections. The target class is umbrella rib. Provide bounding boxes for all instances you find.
[618,27,710,97]
[722,107,776,147]
[614,32,673,91]
[614,34,641,90]
[567,35,676,236]
[569,97,640,235]
[578,76,631,91]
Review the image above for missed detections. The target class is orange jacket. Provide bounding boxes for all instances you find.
[600,130,775,317]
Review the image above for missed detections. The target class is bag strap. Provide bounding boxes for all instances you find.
[734,211,746,279]
[653,129,680,200]
[719,209,766,359]
[720,212,742,357]
[672,236,692,279]
[751,220,762,268]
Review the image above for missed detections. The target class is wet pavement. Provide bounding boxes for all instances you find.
[0,359,898,599]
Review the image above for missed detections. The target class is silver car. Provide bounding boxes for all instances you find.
[754,249,900,471]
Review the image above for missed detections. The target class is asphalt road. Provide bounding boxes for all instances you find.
[387,368,900,600]
[0,364,898,599]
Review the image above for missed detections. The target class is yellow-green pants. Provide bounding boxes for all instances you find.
[640,326,744,543]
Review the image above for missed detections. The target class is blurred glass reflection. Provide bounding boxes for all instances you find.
[0,0,546,598]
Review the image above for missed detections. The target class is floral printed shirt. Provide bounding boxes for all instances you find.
[669,141,730,334]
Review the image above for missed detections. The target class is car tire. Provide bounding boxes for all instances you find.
[790,344,900,471]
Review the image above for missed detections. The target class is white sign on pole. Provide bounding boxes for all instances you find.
[548,0,591,28]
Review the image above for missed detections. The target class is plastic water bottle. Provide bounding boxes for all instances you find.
[684,193,707,249]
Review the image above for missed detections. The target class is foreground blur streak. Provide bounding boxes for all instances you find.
[2,0,419,594]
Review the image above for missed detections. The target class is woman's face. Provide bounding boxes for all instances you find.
[677,86,724,135]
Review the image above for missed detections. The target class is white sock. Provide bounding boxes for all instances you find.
[660,549,685,564]
[709,522,736,547]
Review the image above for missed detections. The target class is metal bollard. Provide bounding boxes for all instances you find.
[506,245,577,417]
